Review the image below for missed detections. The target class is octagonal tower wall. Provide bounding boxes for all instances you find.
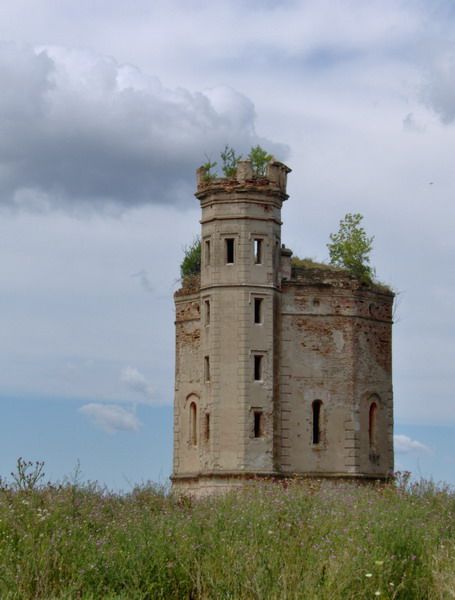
[279,266,394,479]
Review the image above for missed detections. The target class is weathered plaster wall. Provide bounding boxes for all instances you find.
[352,294,394,476]
[279,283,355,475]
[279,270,394,478]
[173,289,201,475]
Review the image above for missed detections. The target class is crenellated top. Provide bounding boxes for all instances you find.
[195,159,291,203]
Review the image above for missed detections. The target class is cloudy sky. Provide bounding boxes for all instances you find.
[0,0,454,489]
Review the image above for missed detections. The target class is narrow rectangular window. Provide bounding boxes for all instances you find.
[190,402,197,446]
[254,239,262,264]
[312,400,322,445]
[225,238,235,264]
[205,240,211,266]
[205,413,210,442]
[254,298,263,324]
[204,356,210,382]
[205,299,210,325]
[254,411,264,438]
[254,355,263,381]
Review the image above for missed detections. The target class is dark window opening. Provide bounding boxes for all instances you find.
[254,355,263,381]
[254,411,264,438]
[254,298,263,324]
[204,356,210,382]
[205,240,211,266]
[205,413,210,442]
[369,402,377,448]
[312,400,322,445]
[190,402,197,446]
[226,238,235,264]
[205,300,210,325]
[254,239,262,264]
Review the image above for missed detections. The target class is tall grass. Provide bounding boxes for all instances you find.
[0,466,453,599]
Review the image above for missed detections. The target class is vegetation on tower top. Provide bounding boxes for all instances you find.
[201,145,274,181]
[327,212,374,284]
[180,237,201,279]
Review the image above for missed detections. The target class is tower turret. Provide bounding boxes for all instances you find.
[172,160,291,494]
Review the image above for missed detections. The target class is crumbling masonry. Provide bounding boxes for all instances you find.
[171,160,394,496]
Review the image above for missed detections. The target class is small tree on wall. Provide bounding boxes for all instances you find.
[201,154,217,181]
[220,145,242,177]
[180,237,201,278]
[327,213,374,283]
[248,145,273,177]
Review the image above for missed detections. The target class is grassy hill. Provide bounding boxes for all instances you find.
[0,465,453,599]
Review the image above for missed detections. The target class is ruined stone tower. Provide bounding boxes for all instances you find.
[172,160,394,496]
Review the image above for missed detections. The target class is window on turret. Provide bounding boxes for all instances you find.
[225,238,235,264]
[254,239,263,264]
[205,240,211,266]
[190,402,197,446]
[254,355,263,381]
[312,400,322,445]
[205,413,210,442]
[254,298,263,324]
[204,356,210,382]
[205,300,210,325]
[369,402,377,448]
[253,411,264,437]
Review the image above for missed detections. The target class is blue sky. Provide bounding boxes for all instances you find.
[0,0,454,489]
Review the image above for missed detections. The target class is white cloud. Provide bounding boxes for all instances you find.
[79,403,141,433]
[0,42,285,212]
[121,366,155,403]
[424,54,455,124]
[394,434,431,455]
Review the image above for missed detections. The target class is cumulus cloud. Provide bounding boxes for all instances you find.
[0,42,286,212]
[79,403,141,433]
[394,434,431,455]
[120,366,155,403]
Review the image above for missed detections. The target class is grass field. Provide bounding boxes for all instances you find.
[0,462,453,599]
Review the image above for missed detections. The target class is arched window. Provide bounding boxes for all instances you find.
[369,401,377,449]
[312,400,322,445]
[190,401,197,447]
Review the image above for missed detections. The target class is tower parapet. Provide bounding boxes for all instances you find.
[196,159,291,198]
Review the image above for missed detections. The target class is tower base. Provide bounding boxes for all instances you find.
[171,471,392,498]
